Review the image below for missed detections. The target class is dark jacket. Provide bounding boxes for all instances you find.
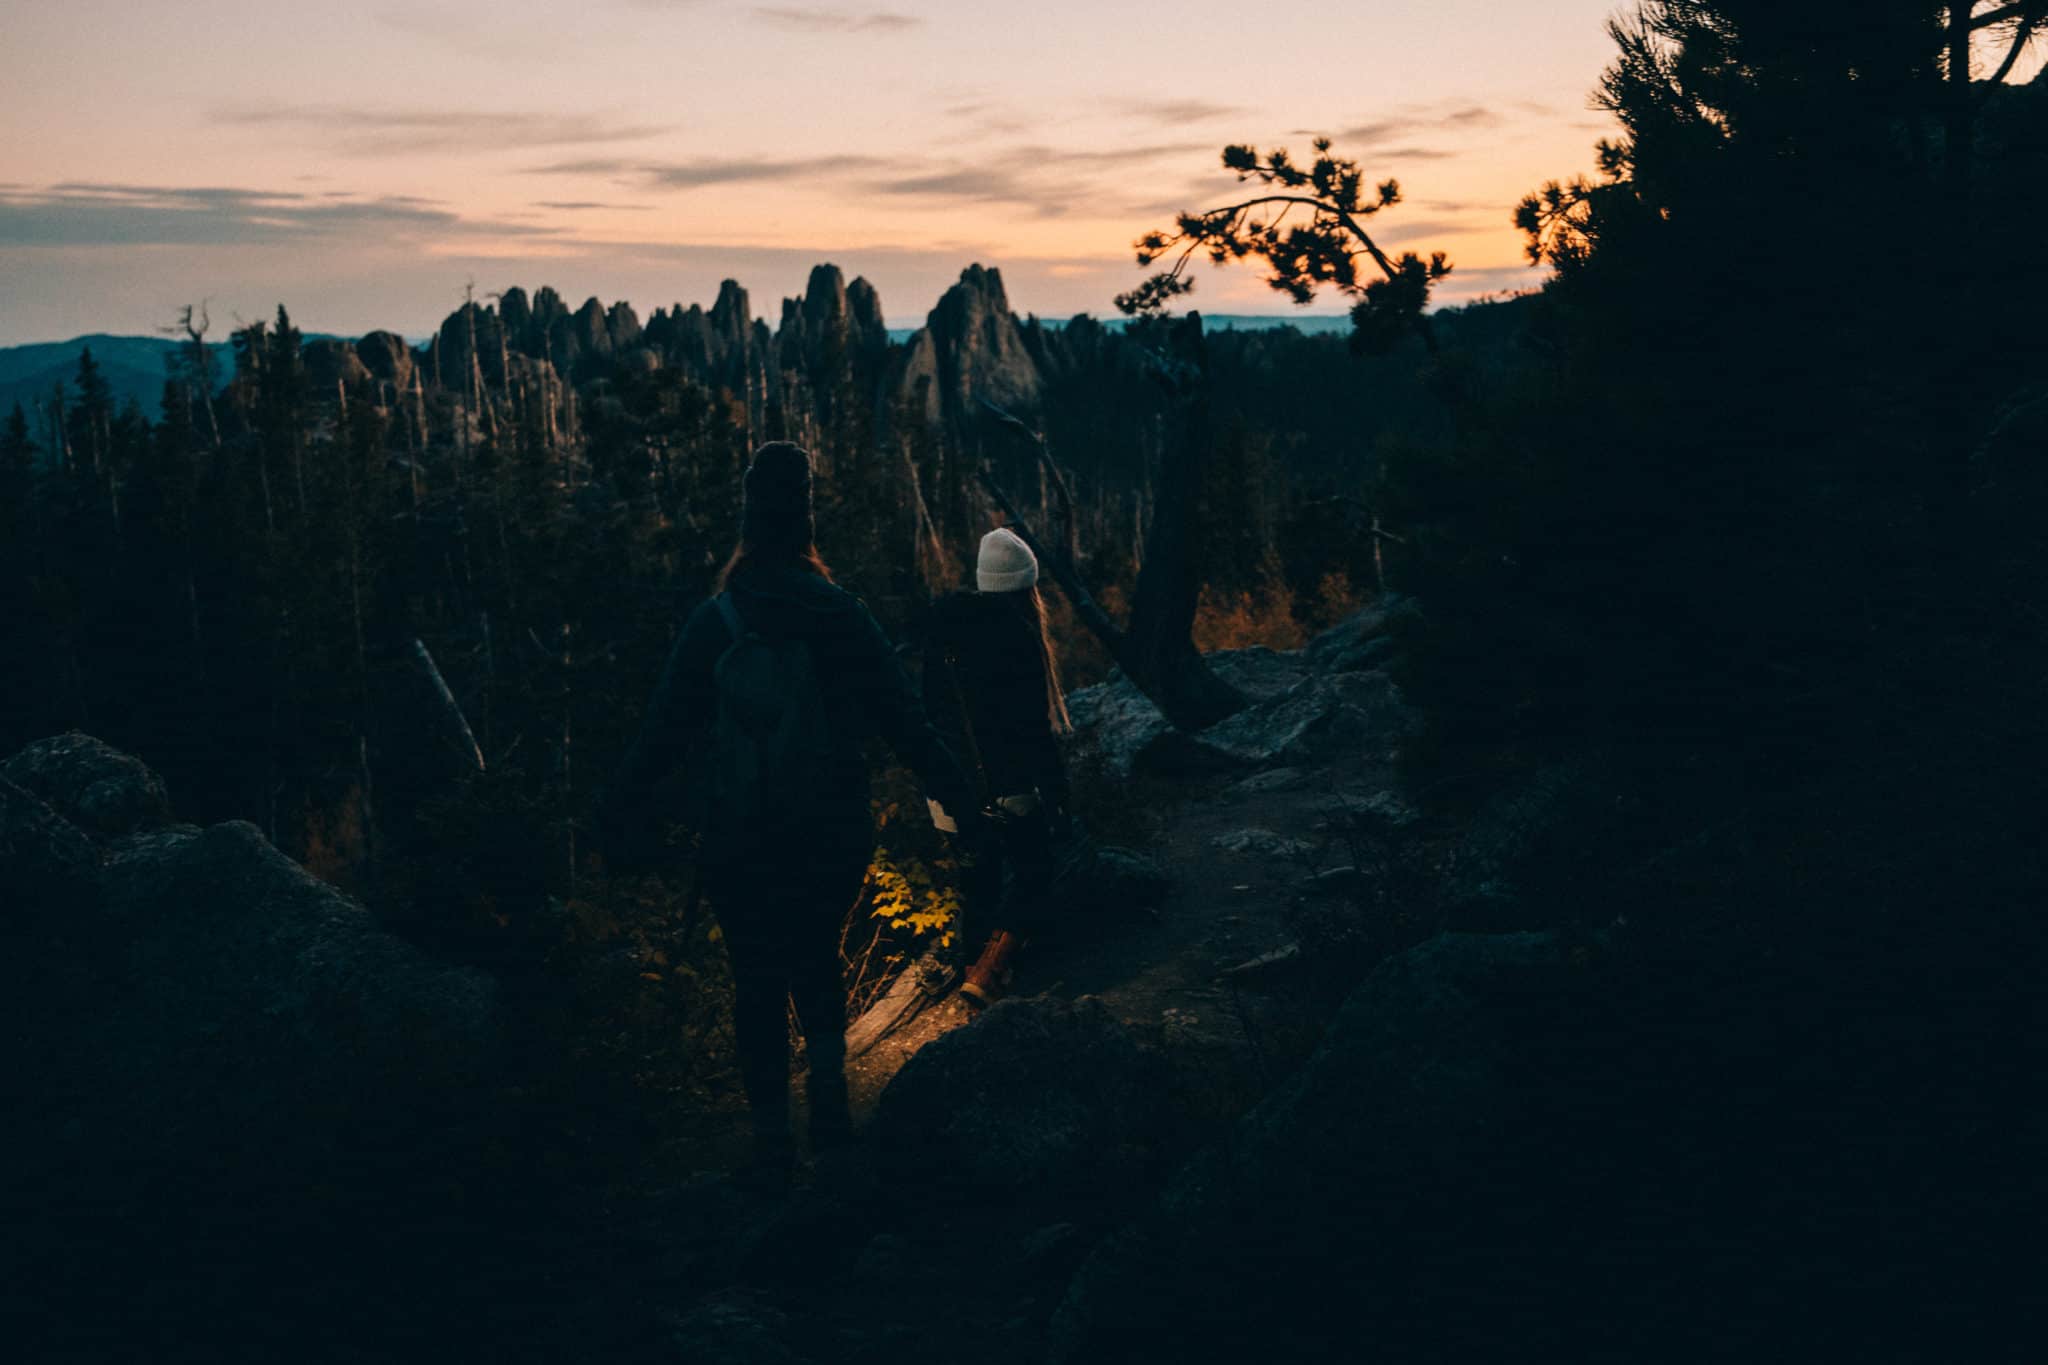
[920,591,1070,810]
[608,564,976,856]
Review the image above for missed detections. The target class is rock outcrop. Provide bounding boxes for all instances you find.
[0,734,505,1191]
[1066,642,1419,780]
[874,994,1172,1204]
[896,264,1044,427]
[1048,932,1573,1363]
[3,732,172,836]
[302,337,371,393]
[354,329,415,393]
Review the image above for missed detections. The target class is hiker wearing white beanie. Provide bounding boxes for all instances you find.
[976,526,1040,593]
[922,523,1074,1008]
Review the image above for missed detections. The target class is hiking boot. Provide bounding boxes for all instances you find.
[960,930,1018,1010]
[916,959,959,999]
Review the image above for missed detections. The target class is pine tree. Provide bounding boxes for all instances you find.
[68,346,113,479]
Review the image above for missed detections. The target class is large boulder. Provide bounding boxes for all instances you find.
[1048,933,1572,1363]
[874,995,1172,1204]
[355,329,416,392]
[0,737,504,1189]
[894,264,1043,426]
[302,337,371,393]
[2,732,172,836]
[0,774,101,917]
[1066,651,1415,780]
[1303,593,1411,674]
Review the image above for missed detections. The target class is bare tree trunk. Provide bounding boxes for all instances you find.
[980,316,1242,730]
[412,638,486,773]
[1122,327,1244,729]
[409,373,426,518]
[559,622,576,896]
[258,449,276,535]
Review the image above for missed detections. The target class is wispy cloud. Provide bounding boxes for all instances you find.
[866,142,1212,213]
[526,154,886,188]
[751,6,923,33]
[1114,98,1249,126]
[942,101,1035,139]
[0,183,559,248]
[212,104,673,157]
[535,200,655,211]
[1288,100,1509,157]
[531,139,1209,215]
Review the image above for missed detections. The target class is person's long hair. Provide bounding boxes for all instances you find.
[715,538,832,591]
[1005,584,1072,735]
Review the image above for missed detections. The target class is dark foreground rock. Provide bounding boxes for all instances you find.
[2,736,503,1180]
[0,735,529,1360]
[3,731,173,836]
[1048,932,1571,1363]
[874,995,1172,1204]
[1047,918,2042,1364]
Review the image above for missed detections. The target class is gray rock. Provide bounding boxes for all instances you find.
[1064,673,1176,779]
[1205,646,1313,700]
[1,737,504,1192]
[1225,766,1312,797]
[1304,594,1410,673]
[1188,677,1366,770]
[669,1289,805,1365]
[354,330,415,391]
[851,1232,913,1285]
[1054,843,1172,918]
[875,995,1170,1202]
[1209,828,1313,858]
[1049,932,1567,1364]
[93,820,503,1124]
[1068,659,1417,782]
[0,774,101,917]
[1300,865,1364,899]
[303,338,370,393]
[895,264,1043,427]
[1017,1221,1089,1280]
[2,732,172,837]
[1315,789,1420,833]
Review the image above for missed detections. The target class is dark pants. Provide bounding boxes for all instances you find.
[955,804,1057,967]
[703,839,870,1151]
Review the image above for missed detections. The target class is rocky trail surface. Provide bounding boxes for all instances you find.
[619,612,1428,1363]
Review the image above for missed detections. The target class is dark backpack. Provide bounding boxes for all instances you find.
[699,592,834,853]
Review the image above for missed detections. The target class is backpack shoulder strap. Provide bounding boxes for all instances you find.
[712,591,746,644]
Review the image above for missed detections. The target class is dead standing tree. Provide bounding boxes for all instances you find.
[976,313,1247,733]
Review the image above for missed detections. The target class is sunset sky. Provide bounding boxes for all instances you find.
[0,0,1631,344]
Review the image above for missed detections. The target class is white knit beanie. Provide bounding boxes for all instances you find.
[976,527,1039,593]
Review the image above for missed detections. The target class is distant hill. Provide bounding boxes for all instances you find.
[0,332,359,426]
[0,334,233,425]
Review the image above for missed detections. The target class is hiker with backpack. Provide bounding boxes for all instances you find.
[602,442,981,1184]
[921,527,1074,1008]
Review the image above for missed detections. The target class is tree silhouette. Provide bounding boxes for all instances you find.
[1516,0,2046,270]
[1121,140,1452,353]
